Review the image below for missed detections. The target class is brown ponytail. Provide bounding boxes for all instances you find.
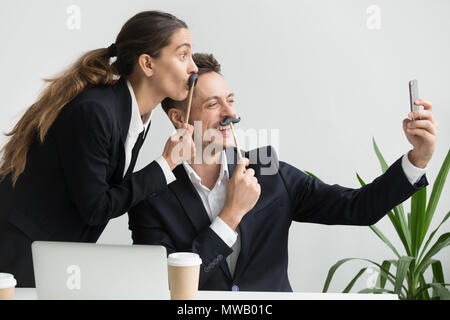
[0,48,116,186]
[0,10,187,186]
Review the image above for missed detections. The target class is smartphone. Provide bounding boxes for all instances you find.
[409,79,420,120]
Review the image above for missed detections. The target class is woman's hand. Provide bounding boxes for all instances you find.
[162,123,195,170]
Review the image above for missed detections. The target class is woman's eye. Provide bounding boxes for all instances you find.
[208,102,217,108]
[228,100,235,104]
[180,53,187,60]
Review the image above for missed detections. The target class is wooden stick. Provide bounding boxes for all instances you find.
[229,122,243,160]
[185,83,195,124]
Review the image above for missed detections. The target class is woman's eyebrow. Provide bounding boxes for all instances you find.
[175,43,191,50]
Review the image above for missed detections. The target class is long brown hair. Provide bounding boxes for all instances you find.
[0,11,187,186]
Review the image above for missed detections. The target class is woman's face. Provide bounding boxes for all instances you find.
[151,28,198,101]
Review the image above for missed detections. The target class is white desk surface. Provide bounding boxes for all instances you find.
[14,288,398,300]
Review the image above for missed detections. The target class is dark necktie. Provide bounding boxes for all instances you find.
[125,121,151,177]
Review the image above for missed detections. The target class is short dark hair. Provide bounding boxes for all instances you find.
[161,53,221,114]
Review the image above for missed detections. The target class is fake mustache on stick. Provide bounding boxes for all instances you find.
[184,74,199,125]
[220,117,243,160]
[219,117,241,126]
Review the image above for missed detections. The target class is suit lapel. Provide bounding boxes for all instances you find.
[225,148,272,281]
[111,77,131,142]
[111,77,131,176]
[169,166,211,233]
[170,163,235,281]
[225,147,238,177]
[225,148,251,281]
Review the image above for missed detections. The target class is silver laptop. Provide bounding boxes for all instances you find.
[32,241,170,300]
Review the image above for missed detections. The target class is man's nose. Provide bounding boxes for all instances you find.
[221,103,236,118]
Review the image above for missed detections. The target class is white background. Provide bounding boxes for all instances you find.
[1,0,449,293]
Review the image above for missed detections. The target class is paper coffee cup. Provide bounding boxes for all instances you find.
[167,252,202,300]
[0,273,17,300]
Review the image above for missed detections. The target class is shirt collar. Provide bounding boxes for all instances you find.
[126,79,152,136]
[183,150,229,187]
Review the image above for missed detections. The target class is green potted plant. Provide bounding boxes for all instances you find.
[306,139,449,299]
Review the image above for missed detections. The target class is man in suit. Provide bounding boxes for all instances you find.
[128,53,437,291]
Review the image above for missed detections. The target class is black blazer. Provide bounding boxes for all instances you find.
[0,77,168,286]
[129,146,428,292]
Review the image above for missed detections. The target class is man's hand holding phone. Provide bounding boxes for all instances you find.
[403,80,438,168]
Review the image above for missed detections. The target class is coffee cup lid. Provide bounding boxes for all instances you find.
[168,252,202,267]
[0,273,17,289]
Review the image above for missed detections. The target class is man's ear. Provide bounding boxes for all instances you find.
[167,108,186,128]
[137,53,154,77]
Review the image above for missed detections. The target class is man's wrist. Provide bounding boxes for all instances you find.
[219,207,241,231]
[210,217,238,248]
[408,149,428,169]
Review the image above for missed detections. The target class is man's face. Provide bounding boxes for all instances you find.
[188,71,237,150]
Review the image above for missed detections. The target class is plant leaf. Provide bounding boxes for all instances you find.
[371,138,411,255]
[322,258,399,294]
[378,260,393,289]
[431,260,445,298]
[394,256,415,295]
[372,138,389,173]
[423,149,450,242]
[356,172,409,256]
[369,225,400,258]
[323,258,355,293]
[416,283,450,300]
[410,187,427,256]
[419,210,450,262]
[418,273,430,300]
[393,204,412,255]
[431,260,445,284]
[342,267,368,293]
[430,283,450,300]
[416,233,450,276]
[304,171,323,182]
[387,210,412,256]
[356,172,365,187]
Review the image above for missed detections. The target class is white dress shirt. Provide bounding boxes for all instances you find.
[124,80,176,184]
[183,152,241,277]
[182,149,427,278]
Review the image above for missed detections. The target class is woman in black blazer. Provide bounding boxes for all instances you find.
[0,11,197,287]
